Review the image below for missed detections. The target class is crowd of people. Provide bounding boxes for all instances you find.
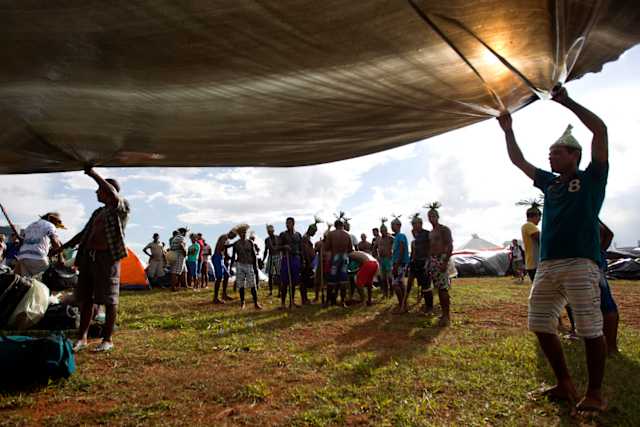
[139,205,454,326]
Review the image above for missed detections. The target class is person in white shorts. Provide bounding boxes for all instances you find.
[498,86,609,412]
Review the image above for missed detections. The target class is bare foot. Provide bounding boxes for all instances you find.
[213,299,225,305]
[438,316,450,327]
[240,302,246,310]
[254,303,263,310]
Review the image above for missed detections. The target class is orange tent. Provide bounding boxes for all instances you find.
[120,248,150,290]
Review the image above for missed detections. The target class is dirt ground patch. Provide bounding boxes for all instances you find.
[1,277,639,426]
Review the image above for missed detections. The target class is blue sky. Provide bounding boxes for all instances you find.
[2,46,639,259]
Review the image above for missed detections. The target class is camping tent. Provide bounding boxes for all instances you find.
[1,1,640,173]
[456,234,503,251]
[452,235,510,277]
[451,249,511,277]
[607,258,640,280]
[120,248,150,290]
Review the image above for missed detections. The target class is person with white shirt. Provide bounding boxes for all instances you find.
[16,212,65,277]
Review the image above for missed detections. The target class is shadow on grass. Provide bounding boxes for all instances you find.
[534,334,640,425]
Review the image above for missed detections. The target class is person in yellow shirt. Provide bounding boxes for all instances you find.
[520,202,541,281]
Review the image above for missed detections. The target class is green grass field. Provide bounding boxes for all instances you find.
[2,277,639,426]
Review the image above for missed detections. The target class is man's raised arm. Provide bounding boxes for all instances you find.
[498,113,536,180]
[551,86,608,164]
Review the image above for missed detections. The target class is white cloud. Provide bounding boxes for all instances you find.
[0,175,87,241]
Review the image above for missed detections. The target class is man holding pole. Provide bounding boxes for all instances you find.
[278,217,303,309]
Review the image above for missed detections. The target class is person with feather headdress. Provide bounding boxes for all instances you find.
[426,202,453,326]
[407,213,431,313]
[278,217,303,309]
[300,216,321,305]
[324,212,353,307]
[230,224,261,310]
[498,86,609,411]
[262,224,280,297]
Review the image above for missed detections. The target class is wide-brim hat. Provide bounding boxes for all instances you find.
[41,212,66,229]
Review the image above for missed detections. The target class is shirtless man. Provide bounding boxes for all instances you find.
[213,230,236,304]
[301,222,318,305]
[427,204,453,326]
[377,220,394,298]
[324,219,353,307]
[357,233,372,254]
[278,217,303,309]
[406,214,431,313]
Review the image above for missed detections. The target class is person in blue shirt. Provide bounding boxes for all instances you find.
[498,86,609,412]
[390,217,409,314]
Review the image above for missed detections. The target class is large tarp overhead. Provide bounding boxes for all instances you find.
[1,0,640,174]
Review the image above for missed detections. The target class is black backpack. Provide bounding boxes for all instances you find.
[42,265,78,292]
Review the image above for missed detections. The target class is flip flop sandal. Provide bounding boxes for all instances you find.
[527,385,574,403]
[72,341,88,353]
[576,397,608,413]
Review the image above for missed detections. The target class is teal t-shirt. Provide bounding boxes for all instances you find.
[392,233,410,265]
[534,161,608,264]
[187,243,200,262]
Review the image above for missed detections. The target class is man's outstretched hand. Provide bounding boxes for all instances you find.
[497,113,512,132]
[551,85,570,105]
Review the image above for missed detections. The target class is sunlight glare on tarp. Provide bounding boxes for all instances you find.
[0,0,639,174]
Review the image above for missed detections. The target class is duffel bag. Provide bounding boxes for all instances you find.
[0,272,33,328]
[37,303,80,331]
[7,279,50,330]
[42,265,78,292]
[0,332,76,385]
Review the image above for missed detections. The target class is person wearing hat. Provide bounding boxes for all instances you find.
[520,201,542,281]
[426,203,453,326]
[376,219,394,299]
[406,213,431,313]
[56,167,130,353]
[16,212,65,277]
[498,86,609,412]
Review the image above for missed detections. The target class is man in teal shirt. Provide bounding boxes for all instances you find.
[391,217,409,314]
[186,234,201,289]
[499,86,609,412]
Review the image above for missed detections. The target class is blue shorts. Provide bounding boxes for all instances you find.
[599,272,618,314]
[186,260,199,277]
[280,255,301,286]
[212,254,228,279]
[328,253,349,284]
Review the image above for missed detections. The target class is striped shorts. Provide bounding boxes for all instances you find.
[236,263,257,289]
[528,258,602,339]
